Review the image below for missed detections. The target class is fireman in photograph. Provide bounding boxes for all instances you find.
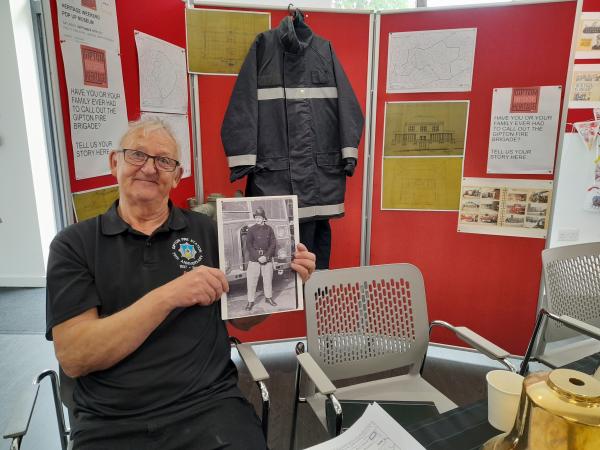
[245,207,277,311]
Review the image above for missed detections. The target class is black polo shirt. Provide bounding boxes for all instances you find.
[46,201,241,423]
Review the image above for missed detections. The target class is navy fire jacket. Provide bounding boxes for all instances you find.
[221,15,364,221]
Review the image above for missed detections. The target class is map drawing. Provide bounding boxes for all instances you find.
[141,112,192,179]
[386,28,477,93]
[136,31,188,114]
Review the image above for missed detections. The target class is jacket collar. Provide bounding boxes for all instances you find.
[101,200,186,236]
[277,15,313,53]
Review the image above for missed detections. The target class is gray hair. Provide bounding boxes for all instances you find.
[119,117,181,160]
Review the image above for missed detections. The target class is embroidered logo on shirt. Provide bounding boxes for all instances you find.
[178,243,197,260]
[171,238,203,269]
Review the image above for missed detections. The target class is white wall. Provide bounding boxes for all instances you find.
[549,133,600,247]
[0,0,54,287]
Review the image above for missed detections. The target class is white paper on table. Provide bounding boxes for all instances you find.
[57,0,120,52]
[135,31,188,115]
[386,28,476,93]
[305,403,426,450]
[140,112,191,179]
[61,40,128,180]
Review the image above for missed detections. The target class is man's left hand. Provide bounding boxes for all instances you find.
[291,243,316,283]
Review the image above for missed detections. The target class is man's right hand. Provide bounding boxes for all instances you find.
[258,255,267,264]
[162,266,229,308]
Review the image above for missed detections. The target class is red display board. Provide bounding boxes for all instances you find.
[48,1,577,349]
[194,6,371,341]
[371,2,576,354]
[50,0,195,207]
[48,1,371,342]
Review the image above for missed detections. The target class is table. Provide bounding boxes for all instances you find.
[404,353,600,450]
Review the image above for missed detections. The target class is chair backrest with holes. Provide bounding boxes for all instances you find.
[304,264,430,381]
[542,242,600,342]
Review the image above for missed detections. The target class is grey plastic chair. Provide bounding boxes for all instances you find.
[520,242,600,374]
[289,263,515,448]
[3,338,270,450]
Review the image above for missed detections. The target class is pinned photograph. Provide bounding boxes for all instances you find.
[527,204,547,216]
[462,188,481,199]
[217,195,303,320]
[481,188,501,200]
[525,216,545,229]
[460,213,478,223]
[504,214,525,227]
[478,213,498,224]
[480,200,499,211]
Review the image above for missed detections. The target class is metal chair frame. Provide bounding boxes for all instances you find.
[289,263,514,450]
[521,242,600,372]
[3,337,270,450]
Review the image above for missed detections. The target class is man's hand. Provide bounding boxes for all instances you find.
[291,243,316,283]
[258,255,267,264]
[161,266,229,308]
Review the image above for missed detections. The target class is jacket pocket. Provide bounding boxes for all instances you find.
[316,151,343,167]
[258,74,281,88]
[256,156,289,171]
[311,70,330,85]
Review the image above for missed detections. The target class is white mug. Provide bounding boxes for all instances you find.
[486,370,524,432]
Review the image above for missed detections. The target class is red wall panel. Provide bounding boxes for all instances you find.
[193,6,371,341]
[371,2,576,354]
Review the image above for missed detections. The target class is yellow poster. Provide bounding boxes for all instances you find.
[384,101,469,156]
[382,157,463,210]
[186,9,270,75]
[72,185,119,222]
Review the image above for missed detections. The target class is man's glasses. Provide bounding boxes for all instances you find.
[119,149,180,172]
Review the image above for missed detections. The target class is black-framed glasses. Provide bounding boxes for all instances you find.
[119,149,180,172]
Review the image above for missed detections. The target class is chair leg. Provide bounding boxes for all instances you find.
[289,360,302,450]
[289,342,306,450]
[257,381,270,440]
[36,371,69,450]
[520,310,547,375]
[327,393,343,436]
[9,437,22,450]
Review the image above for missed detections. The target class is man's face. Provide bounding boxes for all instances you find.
[110,128,181,205]
[254,215,265,225]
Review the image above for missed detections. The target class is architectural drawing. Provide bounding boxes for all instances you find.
[384,102,468,156]
[186,9,270,75]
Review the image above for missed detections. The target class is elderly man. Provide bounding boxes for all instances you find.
[46,118,316,450]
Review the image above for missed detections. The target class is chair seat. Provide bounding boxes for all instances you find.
[538,338,600,368]
[306,372,457,429]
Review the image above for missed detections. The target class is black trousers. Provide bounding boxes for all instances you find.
[72,397,267,450]
[300,219,332,270]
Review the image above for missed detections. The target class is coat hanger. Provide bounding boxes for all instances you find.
[287,3,305,24]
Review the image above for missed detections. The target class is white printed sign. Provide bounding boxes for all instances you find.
[58,0,120,51]
[62,40,128,180]
[487,86,561,174]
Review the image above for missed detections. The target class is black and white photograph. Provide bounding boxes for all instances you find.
[217,195,303,320]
